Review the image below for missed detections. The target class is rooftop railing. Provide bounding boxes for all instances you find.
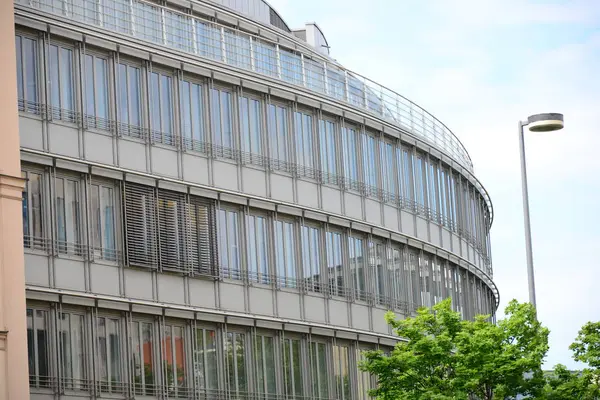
[19,0,475,172]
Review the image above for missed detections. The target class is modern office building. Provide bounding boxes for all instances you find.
[3,0,497,398]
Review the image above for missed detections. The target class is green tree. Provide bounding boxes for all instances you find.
[360,298,549,400]
[542,322,600,399]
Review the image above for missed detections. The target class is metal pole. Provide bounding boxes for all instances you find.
[518,121,537,310]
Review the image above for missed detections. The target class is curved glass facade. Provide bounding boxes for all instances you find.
[14,0,497,399]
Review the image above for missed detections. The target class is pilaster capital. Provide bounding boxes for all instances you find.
[0,173,25,201]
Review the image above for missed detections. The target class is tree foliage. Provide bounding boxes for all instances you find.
[542,322,600,399]
[360,298,549,400]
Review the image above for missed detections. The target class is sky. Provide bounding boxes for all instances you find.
[267,0,600,369]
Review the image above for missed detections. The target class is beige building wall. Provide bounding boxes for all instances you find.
[0,1,30,399]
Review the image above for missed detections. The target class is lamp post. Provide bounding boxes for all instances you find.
[518,113,564,310]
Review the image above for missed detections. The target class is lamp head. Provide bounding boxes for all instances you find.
[527,113,564,132]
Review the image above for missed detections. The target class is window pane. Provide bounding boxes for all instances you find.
[132,321,155,395]
[27,309,50,387]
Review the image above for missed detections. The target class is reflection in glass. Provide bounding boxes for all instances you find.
[55,177,80,255]
[27,309,50,387]
[283,338,303,397]
[59,313,86,389]
[247,215,269,284]
[255,335,276,395]
[226,332,247,395]
[301,225,321,293]
[275,220,297,287]
[132,321,155,395]
[218,209,241,279]
[326,231,344,297]
[163,325,186,395]
[194,328,218,392]
[333,344,350,400]
[310,342,329,398]
[97,317,122,393]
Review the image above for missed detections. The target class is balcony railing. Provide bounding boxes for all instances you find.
[17,0,475,172]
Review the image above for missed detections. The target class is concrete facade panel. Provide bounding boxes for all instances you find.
[54,258,86,291]
[18,116,44,150]
[48,124,80,158]
[89,262,121,297]
[84,131,114,165]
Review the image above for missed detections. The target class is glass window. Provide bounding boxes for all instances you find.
[361,133,378,195]
[27,308,50,388]
[163,324,187,395]
[420,254,432,308]
[150,71,174,145]
[301,225,322,293]
[22,171,45,250]
[254,335,276,395]
[387,246,404,309]
[195,21,222,61]
[218,208,241,280]
[401,148,415,209]
[55,176,81,255]
[246,214,269,284]
[280,49,302,85]
[133,1,162,43]
[275,219,297,288]
[59,312,87,390]
[318,119,338,184]
[210,88,234,159]
[131,321,156,396]
[368,241,386,305]
[341,126,359,189]
[226,332,247,396]
[224,29,251,69]
[438,167,449,227]
[97,316,123,393]
[305,58,325,94]
[15,34,39,114]
[414,154,426,213]
[117,63,143,137]
[90,183,116,261]
[239,96,263,164]
[327,66,346,101]
[254,40,277,76]
[103,0,132,34]
[310,341,329,398]
[381,142,397,203]
[348,236,367,301]
[268,104,290,170]
[180,79,206,152]
[165,11,192,52]
[194,328,218,392]
[449,173,459,232]
[326,231,345,297]
[356,347,374,400]
[347,75,365,107]
[84,54,109,129]
[283,338,303,398]
[427,160,439,221]
[48,44,76,122]
[333,344,350,400]
[294,111,315,178]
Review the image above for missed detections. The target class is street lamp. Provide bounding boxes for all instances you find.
[518,113,564,310]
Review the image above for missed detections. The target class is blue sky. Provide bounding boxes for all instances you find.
[267,0,600,368]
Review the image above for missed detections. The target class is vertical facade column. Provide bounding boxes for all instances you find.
[0,2,29,399]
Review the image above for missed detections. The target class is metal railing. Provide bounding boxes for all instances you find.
[18,0,475,172]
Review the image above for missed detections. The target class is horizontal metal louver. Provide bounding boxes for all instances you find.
[188,195,218,277]
[124,182,158,268]
[158,189,187,272]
